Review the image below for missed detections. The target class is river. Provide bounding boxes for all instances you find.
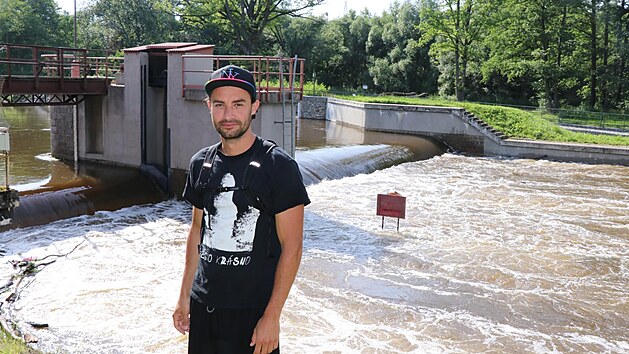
[1,109,628,353]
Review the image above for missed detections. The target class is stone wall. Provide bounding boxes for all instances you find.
[50,106,74,161]
[299,96,327,120]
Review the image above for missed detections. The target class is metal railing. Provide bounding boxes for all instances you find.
[0,43,122,81]
[181,54,305,103]
[476,102,629,131]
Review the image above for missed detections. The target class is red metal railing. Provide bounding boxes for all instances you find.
[181,54,305,103]
[0,43,122,95]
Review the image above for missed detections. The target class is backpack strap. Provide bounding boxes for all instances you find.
[193,139,277,215]
[242,139,277,215]
[193,142,221,193]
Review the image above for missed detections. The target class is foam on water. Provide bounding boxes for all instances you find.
[1,154,628,353]
[35,153,59,162]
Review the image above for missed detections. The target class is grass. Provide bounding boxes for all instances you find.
[549,110,628,129]
[0,326,43,354]
[334,95,629,146]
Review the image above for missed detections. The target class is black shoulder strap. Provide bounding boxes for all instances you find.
[193,139,277,214]
[194,142,221,193]
[242,139,277,215]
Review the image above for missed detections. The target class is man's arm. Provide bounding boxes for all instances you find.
[251,204,305,354]
[172,206,203,335]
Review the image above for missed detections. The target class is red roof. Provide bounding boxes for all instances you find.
[167,44,215,53]
[123,42,198,53]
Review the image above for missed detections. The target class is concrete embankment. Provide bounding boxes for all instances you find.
[320,97,629,166]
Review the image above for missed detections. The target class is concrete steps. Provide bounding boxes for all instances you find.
[464,112,508,140]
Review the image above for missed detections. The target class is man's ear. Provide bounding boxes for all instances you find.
[251,100,260,116]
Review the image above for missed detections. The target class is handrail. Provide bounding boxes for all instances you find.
[181,54,305,102]
[0,43,122,80]
[475,101,629,131]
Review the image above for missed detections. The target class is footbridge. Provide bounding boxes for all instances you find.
[0,43,122,106]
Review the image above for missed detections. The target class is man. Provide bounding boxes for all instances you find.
[173,65,310,354]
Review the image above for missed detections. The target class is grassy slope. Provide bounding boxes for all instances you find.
[1,326,43,354]
[335,95,629,146]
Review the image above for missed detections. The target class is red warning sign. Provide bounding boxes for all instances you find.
[376,192,406,219]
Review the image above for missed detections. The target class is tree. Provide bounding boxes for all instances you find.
[308,20,350,88]
[367,1,438,94]
[0,0,64,45]
[613,0,629,109]
[586,0,600,109]
[419,0,492,101]
[178,0,325,54]
[327,10,373,90]
[579,0,629,110]
[175,0,234,52]
[481,0,584,108]
[274,16,327,76]
[80,0,180,50]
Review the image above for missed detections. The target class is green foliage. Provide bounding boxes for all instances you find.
[481,0,582,109]
[0,0,65,45]
[79,0,180,50]
[1,325,43,354]
[336,94,629,146]
[303,80,330,95]
[275,15,343,84]
[0,0,627,114]
[419,0,495,101]
[305,20,350,88]
[366,2,438,94]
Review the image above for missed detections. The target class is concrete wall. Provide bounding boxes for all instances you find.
[327,98,486,153]
[484,138,629,165]
[50,106,74,161]
[50,87,129,165]
[145,86,166,168]
[83,95,104,154]
[167,53,219,173]
[77,84,139,167]
[112,51,144,167]
[326,98,629,166]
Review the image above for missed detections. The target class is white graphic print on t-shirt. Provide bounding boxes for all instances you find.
[203,173,259,252]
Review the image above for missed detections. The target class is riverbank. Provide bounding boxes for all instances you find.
[1,325,43,353]
[324,97,629,166]
[334,95,629,146]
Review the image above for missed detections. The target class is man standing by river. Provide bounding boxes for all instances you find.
[172,65,310,354]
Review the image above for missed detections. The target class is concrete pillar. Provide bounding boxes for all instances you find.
[50,106,75,161]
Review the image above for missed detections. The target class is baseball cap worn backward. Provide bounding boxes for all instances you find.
[205,65,257,101]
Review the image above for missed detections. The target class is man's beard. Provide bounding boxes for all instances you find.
[214,115,252,140]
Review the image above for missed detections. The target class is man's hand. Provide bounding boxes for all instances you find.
[172,299,190,335]
[250,313,280,354]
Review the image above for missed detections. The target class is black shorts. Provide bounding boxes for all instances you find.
[188,297,280,354]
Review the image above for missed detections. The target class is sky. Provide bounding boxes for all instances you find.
[55,0,395,19]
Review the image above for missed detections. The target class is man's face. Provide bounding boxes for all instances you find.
[208,86,260,140]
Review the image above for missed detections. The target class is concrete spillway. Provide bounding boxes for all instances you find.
[1,164,165,231]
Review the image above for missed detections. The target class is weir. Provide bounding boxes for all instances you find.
[0,110,445,230]
[4,163,165,230]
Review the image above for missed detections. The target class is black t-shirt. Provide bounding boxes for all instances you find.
[182,136,310,309]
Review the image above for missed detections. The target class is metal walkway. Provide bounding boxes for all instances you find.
[0,43,122,106]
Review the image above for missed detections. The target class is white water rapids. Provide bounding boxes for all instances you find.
[1,152,628,353]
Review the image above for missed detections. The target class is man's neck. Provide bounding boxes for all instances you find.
[220,132,256,156]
